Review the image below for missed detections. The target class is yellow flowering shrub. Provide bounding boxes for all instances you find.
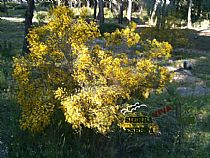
[13,7,173,134]
[104,22,140,47]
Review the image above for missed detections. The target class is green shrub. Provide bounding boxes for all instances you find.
[14,4,27,10]
[0,40,13,57]
[39,1,54,8]
[138,27,190,48]
[0,3,6,12]
[99,23,124,35]
[6,2,19,8]
[164,15,182,29]
[37,1,54,10]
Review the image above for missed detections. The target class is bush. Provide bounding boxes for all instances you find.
[138,27,190,48]
[0,3,6,12]
[0,40,13,57]
[39,1,53,8]
[6,2,19,8]
[14,4,27,10]
[13,7,173,134]
[99,23,124,35]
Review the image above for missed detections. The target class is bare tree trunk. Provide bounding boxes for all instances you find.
[157,0,167,29]
[58,0,61,6]
[111,0,118,15]
[118,0,123,24]
[90,0,93,7]
[23,0,35,54]
[69,0,73,8]
[94,0,98,19]
[3,0,7,13]
[86,0,90,7]
[150,0,160,26]
[78,0,81,7]
[98,0,104,23]
[187,0,192,28]
[156,1,161,28]
[127,0,132,22]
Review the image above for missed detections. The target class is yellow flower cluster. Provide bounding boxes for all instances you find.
[13,7,173,134]
[146,39,172,60]
[104,22,140,47]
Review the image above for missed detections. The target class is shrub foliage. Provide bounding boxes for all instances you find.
[139,27,189,48]
[13,7,173,134]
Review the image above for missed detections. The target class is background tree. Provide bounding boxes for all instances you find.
[3,0,7,14]
[119,0,123,23]
[187,0,192,28]
[98,0,104,23]
[22,0,35,54]
[94,0,98,19]
[149,0,160,26]
[127,0,132,21]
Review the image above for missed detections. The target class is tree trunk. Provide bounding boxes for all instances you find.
[3,0,7,13]
[86,0,90,7]
[23,0,35,54]
[111,0,118,15]
[157,0,167,29]
[69,0,73,8]
[94,0,98,19]
[77,0,81,8]
[127,0,132,22]
[58,0,61,6]
[89,0,93,7]
[98,0,104,23]
[118,0,123,24]
[187,0,192,28]
[64,0,69,6]
[150,0,160,26]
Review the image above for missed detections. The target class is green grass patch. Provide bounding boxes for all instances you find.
[0,8,26,18]
[0,19,24,56]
